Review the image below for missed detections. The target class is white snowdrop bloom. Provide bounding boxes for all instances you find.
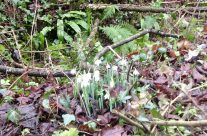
[104,90,110,99]
[133,68,139,76]
[81,80,90,88]
[82,73,92,82]
[76,75,82,83]
[106,63,111,69]
[109,77,115,88]
[112,65,118,72]
[70,69,76,75]
[93,70,100,81]
[94,59,102,66]
[119,59,128,66]
[77,73,92,88]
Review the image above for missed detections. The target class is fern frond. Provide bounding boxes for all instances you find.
[102,5,119,21]
[100,25,139,54]
[120,23,138,34]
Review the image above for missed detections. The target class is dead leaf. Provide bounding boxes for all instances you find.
[167,48,177,58]
[101,125,126,136]
[110,85,124,98]
[177,39,191,50]
[203,23,207,33]
[152,44,161,53]
[155,84,178,99]
[192,68,206,82]
[17,97,32,105]
[98,115,110,125]
[165,114,181,120]
[154,76,168,84]
[203,62,207,70]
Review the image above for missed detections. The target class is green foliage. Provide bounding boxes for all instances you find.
[62,114,76,125]
[102,5,119,20]
[100,24,138,56]
[52,128,79,136]
[7,109,21,124]
[141,16,160,30]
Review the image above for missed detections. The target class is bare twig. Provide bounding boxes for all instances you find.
[95,29,179,60]
[149,120,207,127]
[111,110,146,131]
[0,29,25,35]
[8,70,31,89]
[85,18,100,47]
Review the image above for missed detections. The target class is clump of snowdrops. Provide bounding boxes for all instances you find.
[73,59,139,116]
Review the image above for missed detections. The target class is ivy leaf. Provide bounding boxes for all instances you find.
[59,95,70,109]
[62,114,75,125]
[67,21,81,33]
[7,109,21,124]
[42,99,50,109]
[150,108,163,119]
[57,19,64,42]
[52,128,79,136]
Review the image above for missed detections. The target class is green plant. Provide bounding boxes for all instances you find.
[7,109,21,124]
[52,128,79,136]
[102,5,119,20]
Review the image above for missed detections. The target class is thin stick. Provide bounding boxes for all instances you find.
[30,0,38,67]
[8,70,31,90]
[111,110,145,131]
[149,120,207,127]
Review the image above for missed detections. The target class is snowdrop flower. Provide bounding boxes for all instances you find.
[133,68,139,76]
[70,69,76,75]
[106,63,111,69]
[76,75,82,83]
[104,90,110,99]
[93,70,100,81]
[77,73,92,88]
[94,59,102,66]
[82,73,92,82]
[119,59,128,66]
[112,65,118,72]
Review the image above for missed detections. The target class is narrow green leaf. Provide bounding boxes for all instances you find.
[67,21,81,33]
[75,20,88,30]
[57,19,64,42]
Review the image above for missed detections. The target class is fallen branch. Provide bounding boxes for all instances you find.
[81,4,207,13]
[84,18,100,47]
[0,65,76,77]
[95,29,180,60]
[112,110,207,128]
